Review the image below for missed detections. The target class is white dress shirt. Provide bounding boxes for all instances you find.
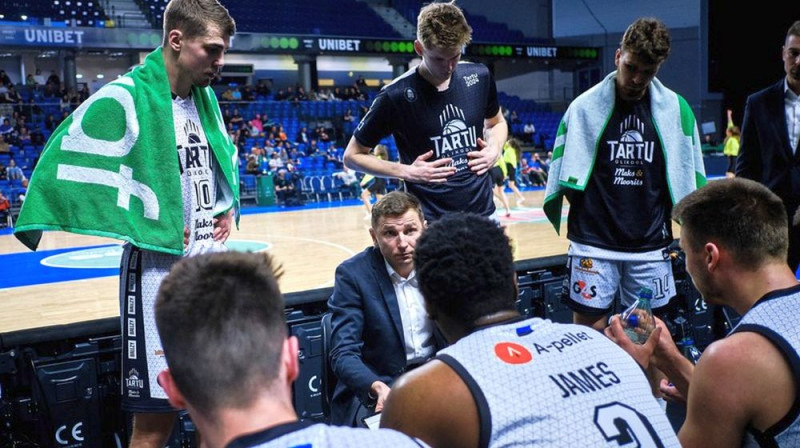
[784,79,800,154]
[384,260,435,365]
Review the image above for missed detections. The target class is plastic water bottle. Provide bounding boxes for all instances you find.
[682,335,702,364]
[676,318,702,364]
[621,287,654,345]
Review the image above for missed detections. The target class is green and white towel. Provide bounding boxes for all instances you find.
[14,47,240,255]
[543,71,706,233]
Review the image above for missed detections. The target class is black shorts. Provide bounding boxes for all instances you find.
[365,177,387,195]
[505,163,517,181]
[490,166,505,186]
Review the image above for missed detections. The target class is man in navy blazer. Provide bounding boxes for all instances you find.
[737,20,800,272]
[328,191,443,426]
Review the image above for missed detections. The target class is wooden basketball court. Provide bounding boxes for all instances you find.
[0,189,573,334]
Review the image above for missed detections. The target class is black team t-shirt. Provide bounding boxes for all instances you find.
[354,62,500,221]
[566,92,672,252]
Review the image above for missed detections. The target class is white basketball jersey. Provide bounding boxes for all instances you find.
[735,285,800,447]
[437,317,680,447]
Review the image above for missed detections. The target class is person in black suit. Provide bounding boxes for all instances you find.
[328,191,444,426]
[737,20,800,272]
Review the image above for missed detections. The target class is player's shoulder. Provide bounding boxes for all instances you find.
[456,60,489,75]
[380,66,421,95]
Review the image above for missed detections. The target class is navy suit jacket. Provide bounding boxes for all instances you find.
[327,246,440,426]
[737,79,800,214]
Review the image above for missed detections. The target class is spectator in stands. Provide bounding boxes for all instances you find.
[229,108,244,128]
[332,87,343,101]
[380,212,679,447]
[16,178,27,203]
[274,169,300,205]
[16,127,31,146]
[0,119,11,138]
[344,1,508,222]
[59,94,71,113]
[509,109,520,124]
[318,88,332,101]
[274,88,287,101]
[25,74,37,88]
[285,162,303,191]
[276,125,288,142]
[307,139,321,157]
[221,106,232,125]
[43,114,57,132]
[328,191,445,427]
[343,108,355,123]
[154,251,425,448]
[0,161,6,180]
[333,165,363,201]
[249,113,263,136]
[231,86,242,101]
[356,74,368,90]
[33,69,45,86]
[607,178,800,447]
[523,121,536,144]
[277,143,289,164]
[542,150,552,173]
[58,110,69,126]
[46,70,60,88]
[543,17,705,332]
[296,126,309,145]
[245,154,260,175]
[0,190,9,225]
[517,158,533,186]
[221,87,234,101]
[68,89,81,109]
[25,98,42,120]
[0,70,11,87]
[241,84,254,101]
[0,134,9,154]
[268,151,284,171]
[254,79,270,97]
[296,86,308,101]
[521,155,547,186]
[6,159,24,181]
[324,148,342,168]
[318,127,331,144]
[78,85,90,103]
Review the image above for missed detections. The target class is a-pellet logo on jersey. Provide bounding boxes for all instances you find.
[606,114,653,186]
[430,104,477,173]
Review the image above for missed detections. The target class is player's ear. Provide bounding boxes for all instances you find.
[158,369,187,410]
[284,336,300,384]
[167,29,183,52]
[413,40,425,57]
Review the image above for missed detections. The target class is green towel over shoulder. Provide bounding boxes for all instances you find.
[14,47,240,255]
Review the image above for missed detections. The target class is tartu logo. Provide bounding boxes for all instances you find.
[463,73,479,87]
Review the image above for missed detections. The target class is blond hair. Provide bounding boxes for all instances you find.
[416,1,472,49]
